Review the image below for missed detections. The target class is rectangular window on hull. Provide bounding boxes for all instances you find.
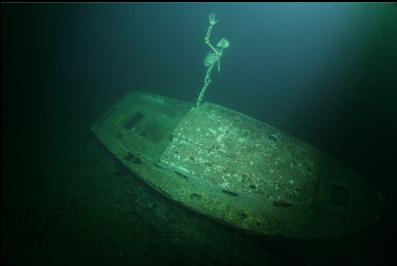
[125,112,144,130]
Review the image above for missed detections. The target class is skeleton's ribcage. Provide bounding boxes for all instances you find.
[204,52,218,67]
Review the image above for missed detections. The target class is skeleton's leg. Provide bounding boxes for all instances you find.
[196,65,214,107]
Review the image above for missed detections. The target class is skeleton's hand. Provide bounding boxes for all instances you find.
[209,13,219,26]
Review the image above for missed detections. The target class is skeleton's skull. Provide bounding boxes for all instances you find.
[216,38,230,49]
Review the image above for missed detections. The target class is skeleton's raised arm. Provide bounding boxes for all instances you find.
[205,13,220,55]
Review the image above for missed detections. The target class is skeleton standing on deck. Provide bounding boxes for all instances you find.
[195,13,230,108]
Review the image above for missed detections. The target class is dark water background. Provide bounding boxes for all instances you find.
[2,3,397,266]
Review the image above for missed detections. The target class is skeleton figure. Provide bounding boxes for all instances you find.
[196,13,230,108]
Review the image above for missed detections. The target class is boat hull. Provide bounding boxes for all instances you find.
[92,91,384,240]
